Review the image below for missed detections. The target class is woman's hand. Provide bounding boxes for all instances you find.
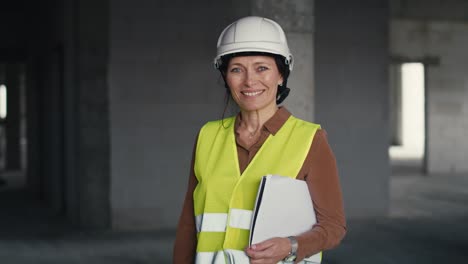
[245,237,291,264]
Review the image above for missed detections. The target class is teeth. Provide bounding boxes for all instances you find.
[243,91,262,96]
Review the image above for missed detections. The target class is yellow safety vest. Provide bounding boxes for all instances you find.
[193,115,322,264]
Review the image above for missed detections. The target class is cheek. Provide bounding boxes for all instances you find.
[225,79,237,96]
[226,75,241,90]
[265,75,280,88]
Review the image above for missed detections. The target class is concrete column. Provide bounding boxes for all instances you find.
[252,0,315,121]
[75,0,111,228]
[62,0,80,226]
[315,0,390,218]
[24,0,65,213]
[26,60,41,195]
[42,49,65,214]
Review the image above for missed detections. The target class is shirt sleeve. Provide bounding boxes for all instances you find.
[173,137,198,264]
[295,129,347,261]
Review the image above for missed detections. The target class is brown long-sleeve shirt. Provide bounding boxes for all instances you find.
[173,107,347,263]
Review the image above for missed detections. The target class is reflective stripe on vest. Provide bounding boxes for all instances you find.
[195,209,252,233]
[194,115,322,263]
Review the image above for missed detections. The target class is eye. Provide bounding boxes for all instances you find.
[229,67,242,73]
[258,66,269,72]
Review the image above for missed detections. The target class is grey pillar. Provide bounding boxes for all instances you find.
[75,0,111,228]
[252,0,315,121]
[26,59,40,194]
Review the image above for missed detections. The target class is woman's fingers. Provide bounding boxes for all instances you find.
[245,237,291,263]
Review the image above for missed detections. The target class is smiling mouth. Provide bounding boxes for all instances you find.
[242,90,264,97]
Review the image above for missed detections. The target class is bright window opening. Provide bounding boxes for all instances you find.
[0,84,6,119]
[389,63,425,160]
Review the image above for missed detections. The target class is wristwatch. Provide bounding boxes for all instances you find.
[283,236,298,262]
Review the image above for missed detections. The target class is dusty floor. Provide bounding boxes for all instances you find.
[0,170,467,263]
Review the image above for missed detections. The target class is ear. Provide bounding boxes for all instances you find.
[278,73,284,85]
[278,77,284,86]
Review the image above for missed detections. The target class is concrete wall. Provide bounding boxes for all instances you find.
[391,0,468,22]
[315,0,390,218]
[390,20,468,173]
[109,0,250,229]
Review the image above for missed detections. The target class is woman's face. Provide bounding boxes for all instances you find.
[226,55,283,113]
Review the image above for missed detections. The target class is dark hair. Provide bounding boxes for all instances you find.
[217,52,291,104]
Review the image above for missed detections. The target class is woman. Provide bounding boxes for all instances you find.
[173,16,346,264]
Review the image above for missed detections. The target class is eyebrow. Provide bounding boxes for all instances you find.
[229,61,273,67]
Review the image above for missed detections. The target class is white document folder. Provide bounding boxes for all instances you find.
[249,175,317,245]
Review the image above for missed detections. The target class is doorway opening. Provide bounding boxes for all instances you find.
[389,62,426,174]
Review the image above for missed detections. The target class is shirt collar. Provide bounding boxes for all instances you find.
[264,107,291,135]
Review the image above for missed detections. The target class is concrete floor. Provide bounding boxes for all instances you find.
[0,170,467,263]
[326,171,468,264]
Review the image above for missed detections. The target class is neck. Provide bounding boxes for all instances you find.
[240,105,278,133]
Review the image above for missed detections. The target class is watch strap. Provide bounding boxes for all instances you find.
[283,236,298,262]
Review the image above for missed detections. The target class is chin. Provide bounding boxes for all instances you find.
[238,103,269,113]
[235,97,276,113]
[236,103,257,112]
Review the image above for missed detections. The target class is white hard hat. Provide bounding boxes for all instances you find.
[214,16,293,71]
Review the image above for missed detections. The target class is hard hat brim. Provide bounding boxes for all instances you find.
[214,44,293,71]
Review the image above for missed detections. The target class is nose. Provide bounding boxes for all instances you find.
[245,69,258,87]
